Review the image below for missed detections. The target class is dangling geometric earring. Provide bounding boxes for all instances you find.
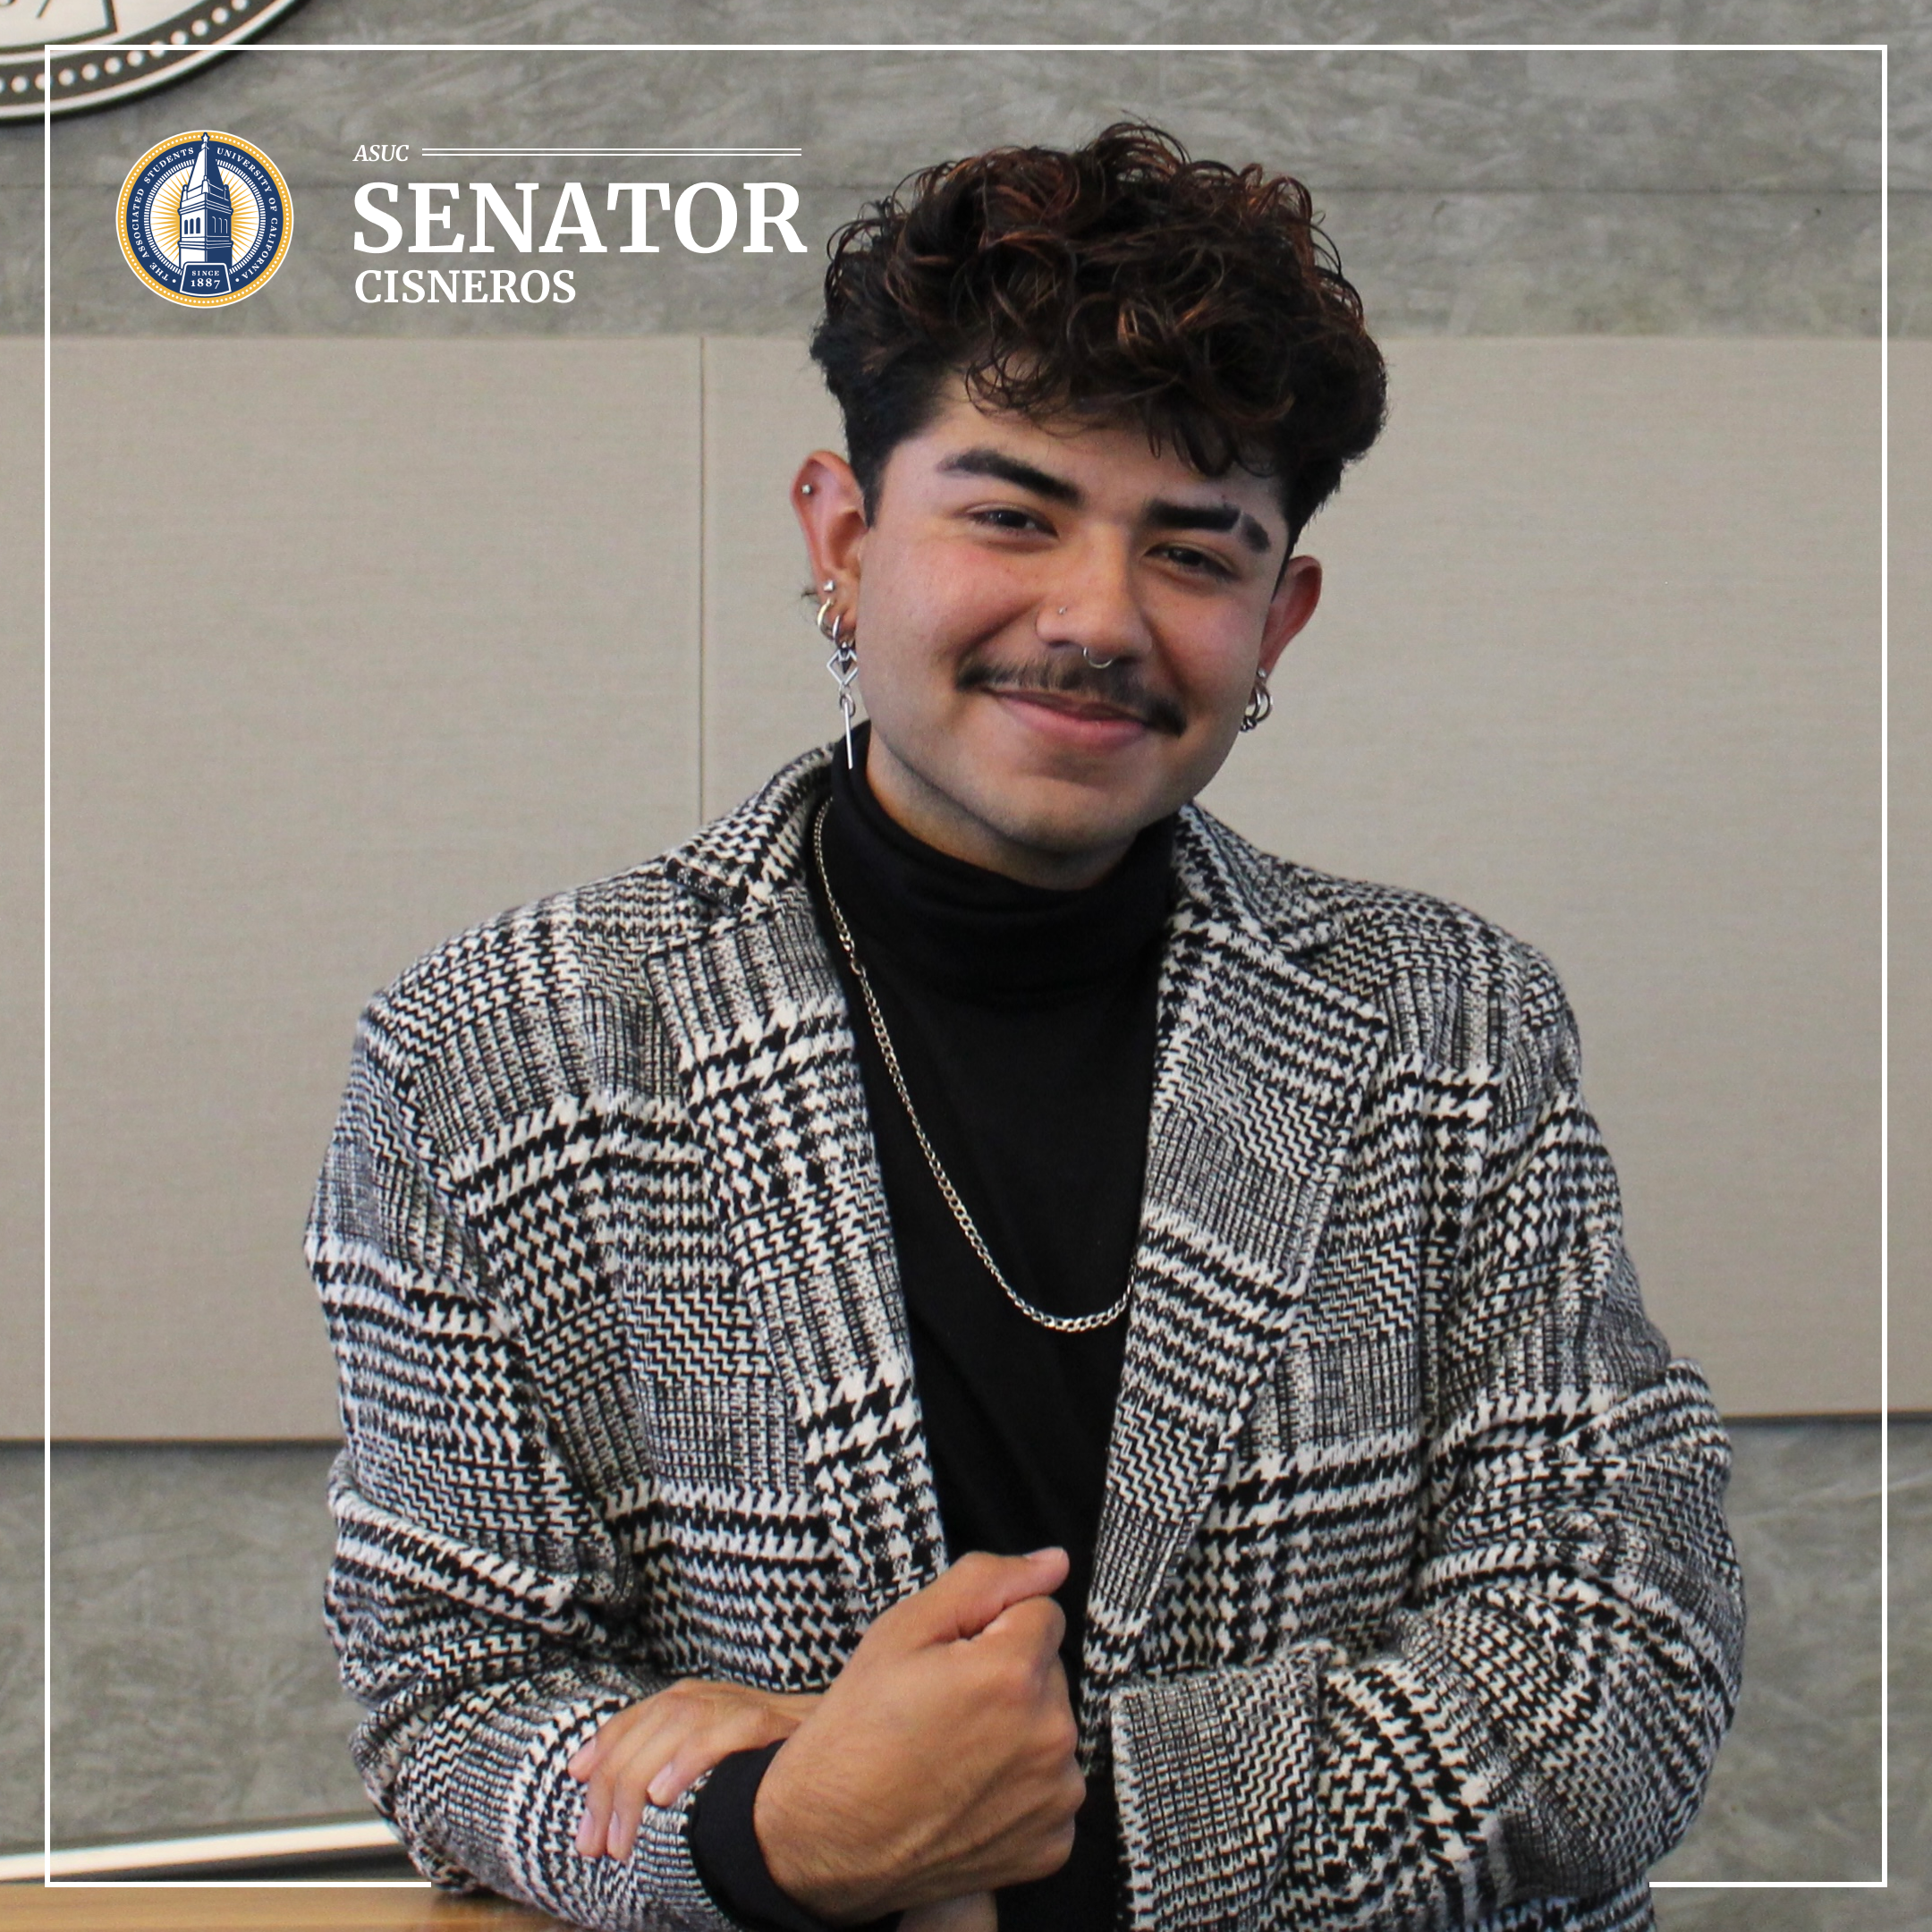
[1240,665,1273,732]
[817,580,859,768]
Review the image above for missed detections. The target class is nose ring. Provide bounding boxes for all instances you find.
[1054,603,1115,668]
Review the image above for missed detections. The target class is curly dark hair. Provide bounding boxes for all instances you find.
[809,122,1386,547]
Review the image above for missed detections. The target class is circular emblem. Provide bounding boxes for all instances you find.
[116,130,292,308]
[1,3,310,123]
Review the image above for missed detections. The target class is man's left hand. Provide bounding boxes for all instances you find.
[568,1681,822,1860]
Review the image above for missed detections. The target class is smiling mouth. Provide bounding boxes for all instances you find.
[955,658,1188,737]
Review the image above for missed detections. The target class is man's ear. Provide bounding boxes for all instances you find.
[1258,555,1323,676]
[792,451,869,613]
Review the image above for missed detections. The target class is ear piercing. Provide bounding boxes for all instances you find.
[1240,665,1273,732]
[816,580,859,768]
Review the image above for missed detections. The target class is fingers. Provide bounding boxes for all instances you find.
[568,1700,662,1857]
[980,1589,1067,1663]
[579,1714,711,1860]
[565,1700,639,1782]
[573,1700,684,1860]
[568,1684,818,1861]
[885,1547,1071,1648]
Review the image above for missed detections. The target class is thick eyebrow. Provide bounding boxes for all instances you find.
[1147,498,1275,555]
[938,445,1275,555]
[936,446,1083,504]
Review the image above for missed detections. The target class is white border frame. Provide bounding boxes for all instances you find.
[31,32,1891,1901]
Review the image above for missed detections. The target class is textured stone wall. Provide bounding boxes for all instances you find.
[0,0,1904,335]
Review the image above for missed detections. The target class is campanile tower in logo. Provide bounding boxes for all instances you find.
[175,135,236,296]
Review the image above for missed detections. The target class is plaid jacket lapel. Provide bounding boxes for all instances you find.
[1080,809,1390,1738]
[643,753,947,1623]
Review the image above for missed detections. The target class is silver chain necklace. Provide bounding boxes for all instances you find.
[812,803,1131,1335]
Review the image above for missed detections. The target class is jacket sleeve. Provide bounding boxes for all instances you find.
[308,1014,739,1932]
[1106,972,1745,1931]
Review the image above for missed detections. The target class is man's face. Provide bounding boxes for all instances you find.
[796,385,1322,889]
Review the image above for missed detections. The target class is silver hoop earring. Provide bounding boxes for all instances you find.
[1240,665,1273,733]
[1080,648,1117,670]
[816,589,859,768]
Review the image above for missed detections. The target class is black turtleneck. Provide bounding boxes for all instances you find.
[691,732,1172,1932]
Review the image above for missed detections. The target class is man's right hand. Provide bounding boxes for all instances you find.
[754,1547,1085,1924]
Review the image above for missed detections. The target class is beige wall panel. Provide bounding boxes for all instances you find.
[705,335,1883,1417]
[51,338,702,1439]
[1207,338,1882,1416]
[48,335,1885,1433]
[701,337,846,819]
[0,338,40,1438]
[1891,342,1932,1415]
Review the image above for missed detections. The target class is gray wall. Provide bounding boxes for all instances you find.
[16,1423,1907,1892]
[0,18,1911,1437]
[19,38,1885,338]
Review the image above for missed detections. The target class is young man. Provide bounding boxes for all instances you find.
[309,125,1741,1932]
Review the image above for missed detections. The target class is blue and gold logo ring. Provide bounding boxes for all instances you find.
[117,131,293,309]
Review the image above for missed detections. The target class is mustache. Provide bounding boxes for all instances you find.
[955,654,1188,737]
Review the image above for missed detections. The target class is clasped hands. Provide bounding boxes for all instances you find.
[567,1546,1083,1928]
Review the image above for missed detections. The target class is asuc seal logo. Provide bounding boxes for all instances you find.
[116,131,292,308]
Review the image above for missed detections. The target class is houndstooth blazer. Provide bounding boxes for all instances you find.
[309,744,1742,1932]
